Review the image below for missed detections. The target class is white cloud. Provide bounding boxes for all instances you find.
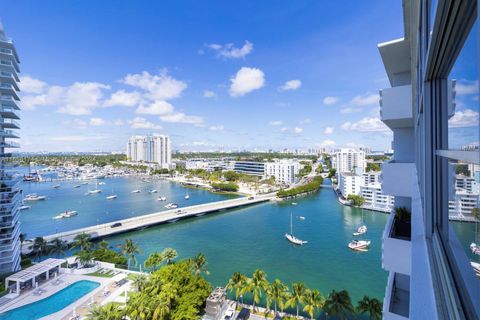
[300,118,311,124]
[209,125,224,131]
[128,117,162,129]
[350,93,379,107]
[456,80,479,95]
[279,79,301,92]
[449,109,479,127]
[229,67,265,97]
[280,127,288,132]
[320,139,336,147]
[160,112,204,125]
[340,107,362,114]
[341,117,390,132]
[135,100,174,115]
[323,126,334,134]
[123,71,187,101]
[207,41,253,59]
[293,127,303,134]
[89,117,107,126]
[269,120,283,126]
[323,96,339,105]
[71,118,87,129]
[19,75,47,94]
[113,120,124,126]
[104,90,141,107]
[203,90,216,98]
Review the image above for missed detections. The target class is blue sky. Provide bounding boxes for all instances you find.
[0,1,477,152]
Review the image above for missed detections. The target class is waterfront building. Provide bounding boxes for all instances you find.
[363,171,381,185]
[264,160,299,184]
[233,161,265,176]
[378,1,479,318]
[360,183,394,213]
[0,21,21,274]
[332,148,366,175]
[337,172,362,198]
[126,135,171,168]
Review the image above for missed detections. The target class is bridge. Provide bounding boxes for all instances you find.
[42,194,275,243]
[320,184,334,188]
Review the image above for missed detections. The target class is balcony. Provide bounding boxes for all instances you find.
[382,211,411,275]
[379,85,413,129]
[383,272,410,320]
[0,84,19,101]
[0,97,20,110]
[381,161,416,197]
[0,119,20,129]
[0,141,20,148]
[0,106,20,120]
[0,72,19,90]
[0,130,18,139]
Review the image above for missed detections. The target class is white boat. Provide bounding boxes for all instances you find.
[472,261,480,277]
[185,191,190,200]
[98,182,106,185]
[24,194,47,201]
[82,182,89,185]
[285,212,308,245]
[53,184,60,189]
[348,239,371,250]
[149,189,158,193]
[106,195,117,200]
[53,210,78,219]
[292,202,297,206]
[131,190,141,193]
[353,225,367,236]
[165,203,178,209]
[88,180,102,194]
[157,196,167,201]
[470,243,480,255]
[298,216,306,220]
[19,205,30,210]
[73,185,81,188]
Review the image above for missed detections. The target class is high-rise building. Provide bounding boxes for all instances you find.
[0,21,21,274]
[378,1,479,318]
[126,135,171,168]
[332,148,366,175]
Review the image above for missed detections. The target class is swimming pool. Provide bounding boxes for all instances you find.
[0,280,100,320]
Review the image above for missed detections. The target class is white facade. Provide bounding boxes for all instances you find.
[264,160,299,184]
[363,171,381,185]
[337,172,362,197]
[126,135,171,168]
[360,183,394,212]
[332,148,366,175]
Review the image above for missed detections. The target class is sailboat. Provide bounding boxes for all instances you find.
[87,179,101,194]
[353,208,367,236]
[106,185,117,200]
[185,191,190,200]
[131,179,141,193]
[285,212,308,245]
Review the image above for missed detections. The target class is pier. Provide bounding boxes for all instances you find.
[42,194,275,243]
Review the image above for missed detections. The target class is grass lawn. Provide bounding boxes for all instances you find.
[86,271,115,278]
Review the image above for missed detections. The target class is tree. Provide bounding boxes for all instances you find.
[287,282,307,318]
[223,171,239,181]
[356,295,382,320]
[328,168,336,178]
[303,289,325,320]
[162,247,178,264]
[49,238,67,257]
[144,251,163,271]
[32,237,48,260]
[324,290,355,320]
[268,279,289,314]
[71,233,92,252]
[119,239,140,270]
[366,163,381,172]
[130,273,149,291]
[75,250,95,268]
[190,253,209,276]
[97,240,109,251]
[472,207,480,244]
[347,194,365,207]
[226,272,247,308]
[245,269,268,312]
[85,303,124,320]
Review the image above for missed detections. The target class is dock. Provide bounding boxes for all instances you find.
[42,194,275,243]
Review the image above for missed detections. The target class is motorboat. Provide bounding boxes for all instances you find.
[19,205,30,210]
[24,194,47,201]
[73,185,81,188]
[157,196,167,201]
[53,184,60,189]
[348,239,371,250]
[353,225,367,236]
[185,194,190,200]
[165,203,178,209]
[285,212,308,245]
[98,182,106,185]
[53,210,78,219]
[149,189,158,193]
[298,216,306,220]
[106,195,117,200]
[470,243,480,255]
[131,189,141,193]
[292,202,297,206]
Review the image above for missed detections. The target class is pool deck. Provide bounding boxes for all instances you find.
[0,273,127,320]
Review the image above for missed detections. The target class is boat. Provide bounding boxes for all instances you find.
[185,191,190,200]
[292,202,297,206]
[149,189,158,193]
[106,195,117,200]
[53,210,78,219]
[19,205,30,210]
[298,216,306,220]
[98,182,106,185]
[353,209,368,236]
[131,189,141,193]
[53,184,60,189]
[87,179,102,194]
[73,185,81,188]
[348,239,371,250]
[157,196,167,201]
[82,182,89,185]
[165,203,178,209]
[24,194,47,201]
[472,261,480,277]
[285,212,308,245]
[470,243,480,255]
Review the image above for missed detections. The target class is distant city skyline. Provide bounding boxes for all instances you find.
[0,1,476,153]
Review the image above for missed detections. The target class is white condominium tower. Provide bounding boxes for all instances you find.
[0,21,21,274]
[332,148,366,174]
[127,135,171,168]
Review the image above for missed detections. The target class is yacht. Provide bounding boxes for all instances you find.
[285,212,308,245]
[73,185,81,188]
[131,189,141,193]
[470,243,480,255]
[19,205,30,210]
[165,203,178,209]
[87,180,102,194]
[149,189,158,193]
[348,239,371,250]
[24,194,47,201]
[53,184,60,189]
[157,196,167,201]
[106,195,117,200]
[53,210,78,219]
[98,182,106,185]
[298,216,306,220]
[353,225,367,236]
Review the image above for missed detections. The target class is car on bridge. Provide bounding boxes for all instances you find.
[111,222,122,228]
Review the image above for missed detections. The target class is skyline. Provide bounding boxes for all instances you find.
[0,1,476,152]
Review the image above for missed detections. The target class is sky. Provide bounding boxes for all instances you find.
[0,0,476,153]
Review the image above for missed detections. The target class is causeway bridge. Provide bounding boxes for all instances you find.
[42,194,275,243]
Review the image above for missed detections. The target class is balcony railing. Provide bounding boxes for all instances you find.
[0,119,20,129]
[382,211,412,275]
[383,272,410,320]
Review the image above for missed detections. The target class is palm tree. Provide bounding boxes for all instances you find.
[71,233,92,251]
[161,247,177,264]
[98,240,109,251]
[76,250,94,268]
[269,279,289,314]
[324,290,355,320]
[130,273,149,291]
[85,303,124,320]
[144,251,163,272]
[472,207,480,244]
[32,236,48,260]
[119,239,140,270]
[49,237,67,257]
[245,269,268,312]
[226,272,247,308]
[303,289,325,320]
[287,282,307,318]
[356,295,382,320]
[191,253,209,276]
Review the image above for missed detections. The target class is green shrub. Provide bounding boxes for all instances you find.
[277,176,323,198]
[211,182,239,192]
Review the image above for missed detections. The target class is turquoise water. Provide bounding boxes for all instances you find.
[0,280,99,320]
[20,176,238,237]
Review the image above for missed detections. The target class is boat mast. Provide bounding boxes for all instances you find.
[290,212,293,236]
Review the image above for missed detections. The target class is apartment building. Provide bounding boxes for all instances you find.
[0,21,21,274]
[337,172,362,198]
[332,148,366,175]
[378,1,479,318]
[126,135,171,168]
[233,160,300,185]
[360,183,394,213]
